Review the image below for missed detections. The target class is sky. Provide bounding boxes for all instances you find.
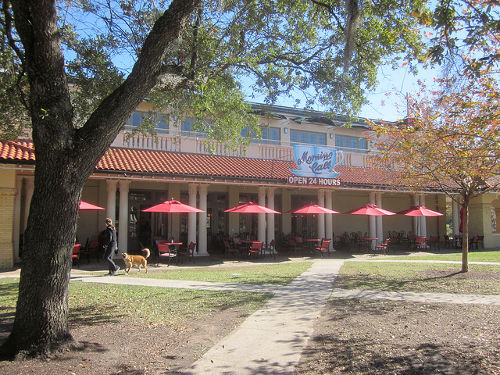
[241,63,439,123]
[358,65,430,122]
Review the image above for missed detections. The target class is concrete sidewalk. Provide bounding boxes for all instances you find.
[74,257,500,374]
[4,256,499,374]
[181,259,344,375]
[330,287,500,305]
[76,259,343,374]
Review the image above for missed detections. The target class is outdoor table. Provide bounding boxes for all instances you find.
[167,242,183,252]
[361,237,378,249]
[305,238,322,252]
[239,240,258,257]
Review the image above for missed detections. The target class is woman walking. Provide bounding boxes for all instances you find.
[103,218,120,275]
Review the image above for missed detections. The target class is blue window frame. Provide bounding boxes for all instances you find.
[126,111,169,134]
[290,130,326,145]
[182,118,206,137]
[242,126,281,144]
[335,135,368,153]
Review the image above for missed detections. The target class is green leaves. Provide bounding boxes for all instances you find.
[370,74,499,201]
[58,0,429,119]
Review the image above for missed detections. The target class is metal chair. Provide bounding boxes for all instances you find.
[223,240,239,259]
[314,239,331,257]
[376,238,391,254]
[262,239,276,259]
[415,236,427,250]
[178,241,196,263]
[158,243,177,266]
[72,244,81,267]
[248,241,263,257]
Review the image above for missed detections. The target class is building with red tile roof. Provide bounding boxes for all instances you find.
[0,103,496,269]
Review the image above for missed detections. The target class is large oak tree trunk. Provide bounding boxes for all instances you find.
[1,150,90,358]
[1,0,200,359]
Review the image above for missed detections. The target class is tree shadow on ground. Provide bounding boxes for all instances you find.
[333,270,475,293]
[298,299,496,375]
[301,335,487,375]
[69,304,126,327]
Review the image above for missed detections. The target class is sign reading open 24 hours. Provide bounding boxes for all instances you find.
[288,145,342,186]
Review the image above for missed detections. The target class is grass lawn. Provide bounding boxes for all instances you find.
[336,261,500,295]
[119,261,312,285]
[384,250,500,262]
[0,278,271,328]
[0,275,273,374]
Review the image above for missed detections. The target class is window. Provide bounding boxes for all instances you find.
[182,118,206,138]
[241,126,281,144]
[335,135,368,153]
[290,130,326,145]
[125,111,169,134]
[157,115,168,134]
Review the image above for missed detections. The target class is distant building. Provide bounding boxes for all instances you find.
[0,102,498,268]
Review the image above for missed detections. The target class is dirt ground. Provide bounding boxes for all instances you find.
[296,298,500,375]
[1,255,498,374]
[0,306,246,375]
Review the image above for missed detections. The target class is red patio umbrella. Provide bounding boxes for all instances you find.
[289,204,339,214]
[344,203,396,216]
[397,205,443,216]
[142,199,204,213]
[225,201,280,214]
[79,200,105,210]
[142,199,204,242]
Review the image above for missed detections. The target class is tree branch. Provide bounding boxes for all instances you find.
[76,0,201,162]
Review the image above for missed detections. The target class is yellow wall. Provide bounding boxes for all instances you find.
[0,168,16,269]
[470,193,500,249]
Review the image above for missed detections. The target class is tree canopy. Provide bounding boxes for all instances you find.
[1,0,431,141]
[0,0,497,359]
[371,74,499,271]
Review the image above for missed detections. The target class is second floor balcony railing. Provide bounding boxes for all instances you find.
[113,131,374,168]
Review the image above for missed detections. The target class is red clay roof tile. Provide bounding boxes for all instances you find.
[0,140,400,186]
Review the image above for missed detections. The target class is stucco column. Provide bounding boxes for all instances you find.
[413,194,419,236]
[106,180,117,224]
[118,180,130,254]
[13,176,23,262]
[369,192,376,249]
[169,184,180,241]
[325,190,333,250]
[22,177,34,232]
[282,189,291,236]
[317,189,325,239]
[266,187,275,246]
[452,198,460,236]
[228,186,239,236]
[376,192,383,244]
[198,184,208,256]
[258,186,266,243]
[188,184,198,248]
[419,194,427,238]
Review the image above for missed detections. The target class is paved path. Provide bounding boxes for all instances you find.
[3,257,499,374]
[75,258,500,374]
[77,259,344,375]
[348,259,500,265]
[179,259,344,375]
[330,287,500,305]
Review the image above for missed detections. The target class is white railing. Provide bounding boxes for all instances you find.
[116,133,181,152]
[195,138,245,157]
[114,131,374,167]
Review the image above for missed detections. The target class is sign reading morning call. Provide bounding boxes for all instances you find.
[288,145,342,186]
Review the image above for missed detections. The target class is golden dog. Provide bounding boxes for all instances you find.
[121,248,150,274]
